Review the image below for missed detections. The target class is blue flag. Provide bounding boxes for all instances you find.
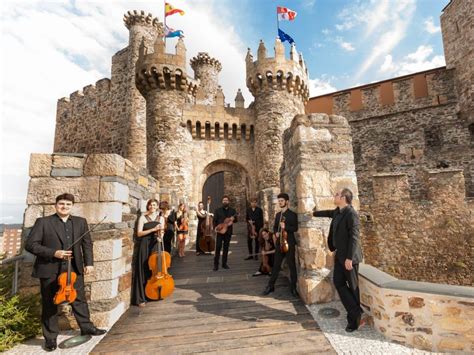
[165,25,184,38]
[278,28,295,44]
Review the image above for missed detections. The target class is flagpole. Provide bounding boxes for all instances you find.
[164,0,166,47]
[276,7,279,38]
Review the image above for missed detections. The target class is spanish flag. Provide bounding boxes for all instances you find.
[165,2,185,17]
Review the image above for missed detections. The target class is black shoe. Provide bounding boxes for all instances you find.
[345,325,357,332]
[213,265,218,271]
[44,339,57,352]
[290,288,299,297]
[81,327,107,336]
[222,264,230,269]
[244,256,253,260]
[262,285,275,295]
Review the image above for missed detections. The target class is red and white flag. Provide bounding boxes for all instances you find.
[277,6,297,21]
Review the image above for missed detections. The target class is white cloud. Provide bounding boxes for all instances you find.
[424,17,441,34]
[355,0,416,78]
[0,0,251,222]
[308,78,336,96]
[339,41,355,52]
[379,45,446,76]
[301,0,316,10]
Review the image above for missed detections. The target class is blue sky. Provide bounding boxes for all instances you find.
[0,0,448,223]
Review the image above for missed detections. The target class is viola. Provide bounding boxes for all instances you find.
[261,240,272,274]
[53,256,77,305]
[145,230,174,300]
[199,196,215,252]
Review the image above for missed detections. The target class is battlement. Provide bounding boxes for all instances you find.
[57,78,112,117]
[135,36,198,96]
[123,10,161,30]
[246,38,309,102]
[307,67,456,120]
[190,52,222,72]
[371,169,467,203]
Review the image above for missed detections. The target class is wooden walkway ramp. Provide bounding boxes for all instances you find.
[92,223,335,354]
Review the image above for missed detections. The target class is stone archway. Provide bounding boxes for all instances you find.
[200,160,254,217]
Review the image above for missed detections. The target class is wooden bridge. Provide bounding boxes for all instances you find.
[92,223,334,354]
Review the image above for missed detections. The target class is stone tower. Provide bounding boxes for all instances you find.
[190,52,222,105]
[123,11,163,169]
[246,38,309,196]
[135,36,198,201]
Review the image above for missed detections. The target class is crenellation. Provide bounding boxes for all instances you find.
[123,10,161,32]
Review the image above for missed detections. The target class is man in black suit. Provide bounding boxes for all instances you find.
[313,188,364,332]
[263,193,299,297]
[25,193,106,351]
[245,198,264,260]
[213,195,237,271]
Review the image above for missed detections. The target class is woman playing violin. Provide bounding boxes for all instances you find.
[175,203,189,258]
[253,228,275,277]
[131,199,165,307]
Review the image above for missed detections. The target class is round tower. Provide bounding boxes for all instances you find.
[135,36,198,200]
[123,10,163,169]
[246,38,309,192]
[190,52,222,105]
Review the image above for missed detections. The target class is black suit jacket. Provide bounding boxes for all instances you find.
[213,206,237,236]
[246,207,264,232]
[25,214,93,278]
[273,209,298,246]
[313,205,363,264]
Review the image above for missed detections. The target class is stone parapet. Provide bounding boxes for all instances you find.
[20,153,159,328]
[281,113,358,304]
[359,264,474,352]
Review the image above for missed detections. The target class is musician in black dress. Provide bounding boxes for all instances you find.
[245,198,264,260]
[175,203,188,258]
[160,201,176,253]
[131,199,165,307]
[263,193,299,297]
[213,195,237,271]
[25,193,106,352]
[253,228,275,276]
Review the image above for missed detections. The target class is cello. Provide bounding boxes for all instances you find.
[145,228,174,300]
[199,196,215,253]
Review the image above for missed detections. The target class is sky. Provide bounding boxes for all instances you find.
[1,0,448,223]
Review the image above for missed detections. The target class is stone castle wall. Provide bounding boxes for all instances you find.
[281,113,359,304]
[21,153,159,328]
[361,170,473,286]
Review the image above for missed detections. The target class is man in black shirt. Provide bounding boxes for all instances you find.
[263,193,299,297]
[25,193,106,351]
[213,195,237,271]
[245,198,264,260]
[313,188,364,332]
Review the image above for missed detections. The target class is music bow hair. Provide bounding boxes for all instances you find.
[67,215,107,250]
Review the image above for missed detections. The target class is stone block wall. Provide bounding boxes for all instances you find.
[359,264,474,352]
[361,170,473,286]
[21,153,159,328]
[281,113,359,304]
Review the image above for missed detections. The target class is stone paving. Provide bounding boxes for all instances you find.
[308,301,439,355]
[5,329,108,355]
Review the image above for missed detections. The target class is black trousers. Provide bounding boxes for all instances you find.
[268,243,297,289]
[214,233,231,266]
[247,234,259,255]
[333,259,363,327]
[163,230,174,253]
[40,273,93,341]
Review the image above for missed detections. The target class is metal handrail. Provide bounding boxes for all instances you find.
[0,254,26,296]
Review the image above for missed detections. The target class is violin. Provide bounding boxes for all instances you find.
[53,216,107,305]
[145,229,174,300]
[200,196,215,252]
[53,256,77,305]
[248,220,257,239]
[278,215,289,254]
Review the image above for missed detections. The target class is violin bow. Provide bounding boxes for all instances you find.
[67,216,108,250]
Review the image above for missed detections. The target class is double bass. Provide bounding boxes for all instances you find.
[145,229,174,300]
[199,196,215,252]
